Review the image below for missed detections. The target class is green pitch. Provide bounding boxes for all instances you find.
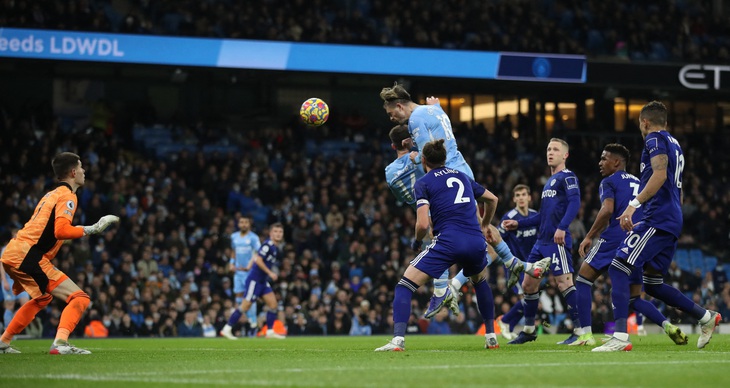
[1,335,729,387]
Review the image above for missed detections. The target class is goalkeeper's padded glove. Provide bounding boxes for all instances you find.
[410,239,422,251]
[83,215,120,235]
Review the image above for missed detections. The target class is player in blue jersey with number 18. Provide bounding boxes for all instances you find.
[572,144,687,347]
[376,139,507,351]
[502,138,583,345]
[594,101,721,352]
[220,223,286,340]
[220,216,261,339]
[380,84,546,320]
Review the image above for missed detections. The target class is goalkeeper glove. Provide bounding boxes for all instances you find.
[83,215,120,235]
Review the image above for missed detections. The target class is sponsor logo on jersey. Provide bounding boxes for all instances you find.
[542,190,557,198]
[66,200,75,210]
[550,179,556,186]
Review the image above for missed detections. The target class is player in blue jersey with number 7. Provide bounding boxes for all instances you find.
[380,84,547,320]
[572,143,687,347]
[376,139,507,351]
[502,138,583,345]
[593,101,721,352]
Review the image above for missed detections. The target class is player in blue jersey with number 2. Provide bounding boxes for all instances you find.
[572,143,687,347]
[380,84,546,320]
[502,138,583,345]
[376,139,507,351]
[220,216,261,339]
[220,223,286,340]
[594,102,721,352]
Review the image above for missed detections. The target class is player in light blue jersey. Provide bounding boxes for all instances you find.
[380,84,539,319]
[496,184,538,340]
[220,216,261,339]
[572,144,687,347]
[376,139,506,351]
[594,102,720,352]
[385,124,425,208]
[503,138,583,345]
[221,223,286,340]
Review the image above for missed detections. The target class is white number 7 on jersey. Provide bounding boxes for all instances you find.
[446,177,470,204]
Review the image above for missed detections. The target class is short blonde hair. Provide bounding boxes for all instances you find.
[549,138,569,152]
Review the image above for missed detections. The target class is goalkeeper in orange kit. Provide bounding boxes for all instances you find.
[0,152,119,354]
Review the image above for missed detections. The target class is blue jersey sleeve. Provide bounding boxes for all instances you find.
[599,178,615,203]
[470,178,486,199]
[558,175,581,231]
[520,213,540,228]
[414,179,428,209]
[645,133,666,158]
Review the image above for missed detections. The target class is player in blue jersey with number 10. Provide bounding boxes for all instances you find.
[594,101,721,352]
[572,143,687,347]
[380,84,547,320]
[376,139,507,351]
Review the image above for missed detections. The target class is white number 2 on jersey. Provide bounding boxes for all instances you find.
[446,177,470,204]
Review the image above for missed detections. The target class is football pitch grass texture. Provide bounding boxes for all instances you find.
[1,335,729,388]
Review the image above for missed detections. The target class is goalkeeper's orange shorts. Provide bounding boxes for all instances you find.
[2,260,68,299]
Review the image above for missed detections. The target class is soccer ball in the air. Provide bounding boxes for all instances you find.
[300,98,329,126]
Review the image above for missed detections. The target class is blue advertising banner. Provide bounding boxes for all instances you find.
[0,28,585,83]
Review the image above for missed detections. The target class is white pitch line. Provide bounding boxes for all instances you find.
[5,359,729,380]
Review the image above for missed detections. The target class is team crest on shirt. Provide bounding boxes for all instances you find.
[550,179,556,186]
[66,200,75,210]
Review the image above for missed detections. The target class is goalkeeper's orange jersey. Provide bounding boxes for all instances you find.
[1,183,80,268]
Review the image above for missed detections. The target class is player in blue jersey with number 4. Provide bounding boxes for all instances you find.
[594,102,721,352]
[220,216,261,339]
[220,223,286,340]
[381,84,547,320]
[377,139,510,351]
[502,138,583,345]
[572,144,687,347]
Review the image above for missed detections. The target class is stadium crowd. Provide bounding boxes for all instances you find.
[0,102,728,339]
[2,0,729,62]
